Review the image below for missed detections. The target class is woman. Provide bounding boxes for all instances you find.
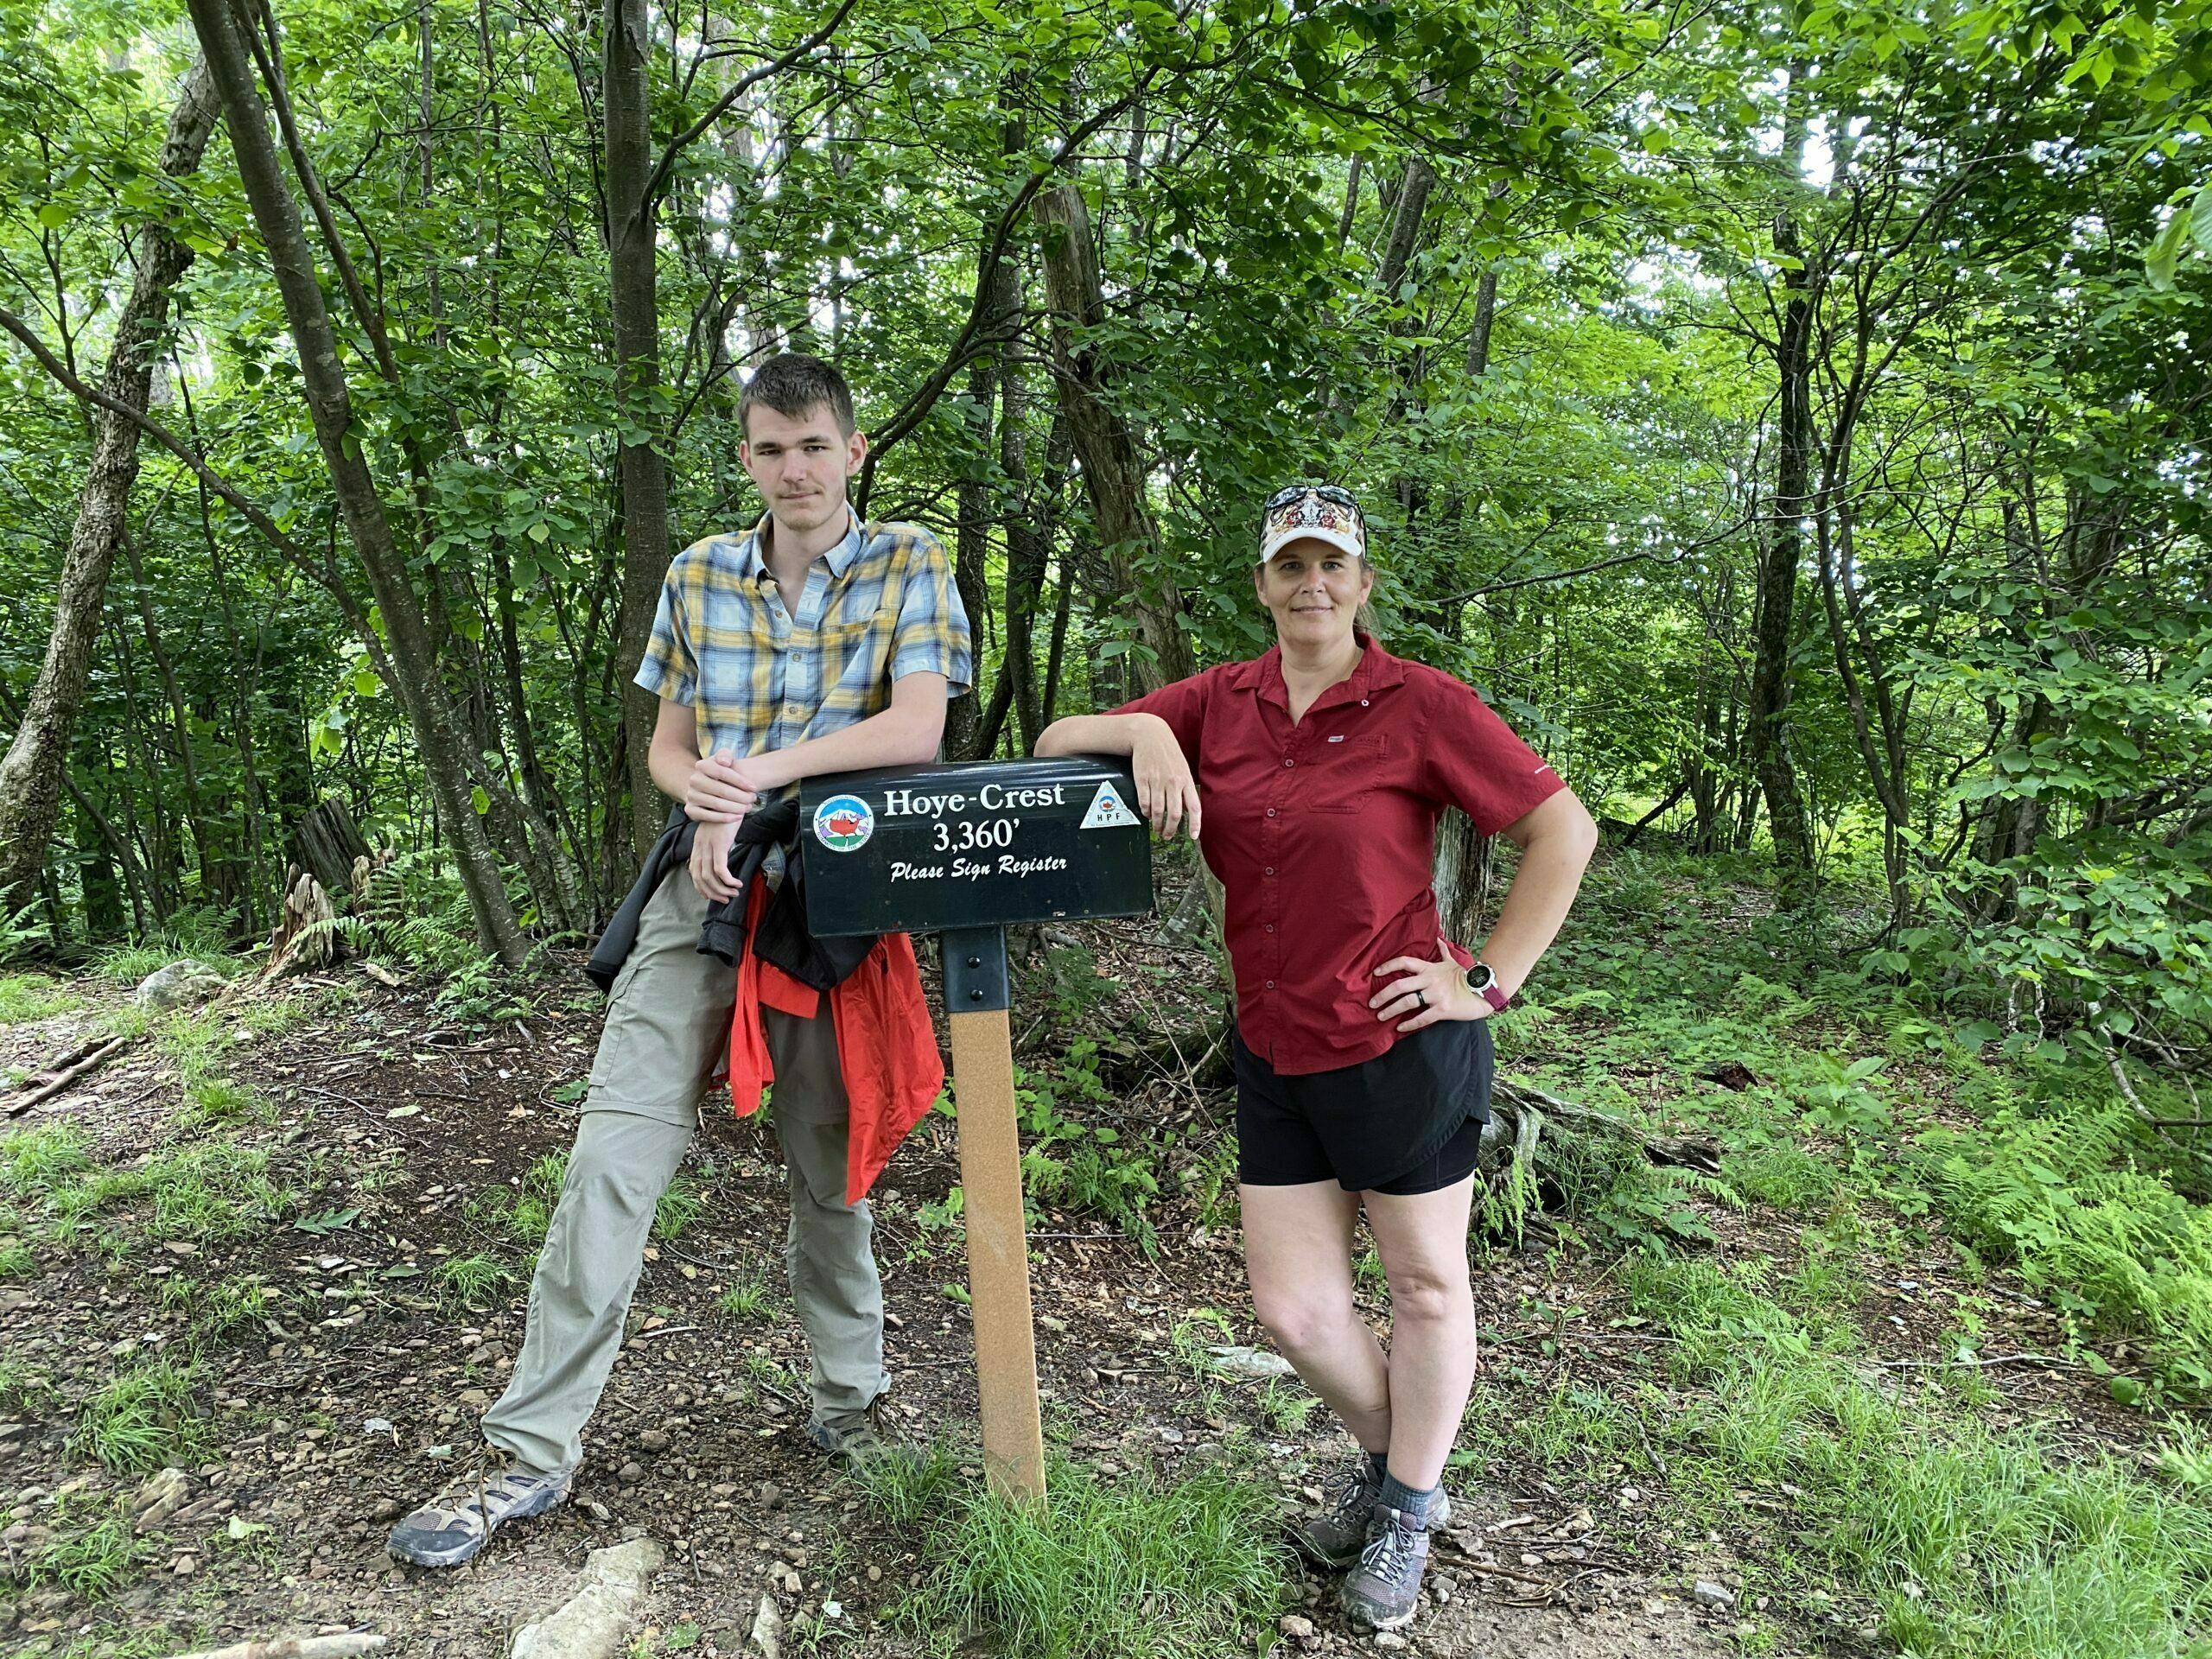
[1035,485,1597,1630]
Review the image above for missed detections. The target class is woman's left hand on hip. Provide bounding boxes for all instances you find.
[1370,935,1491,1033]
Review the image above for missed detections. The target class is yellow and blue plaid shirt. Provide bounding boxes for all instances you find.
[635,511,973,761]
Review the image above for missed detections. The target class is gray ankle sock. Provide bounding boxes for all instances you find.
[1377,1468,1441,1526]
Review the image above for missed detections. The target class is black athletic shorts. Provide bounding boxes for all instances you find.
[1233,1018,1494,1197]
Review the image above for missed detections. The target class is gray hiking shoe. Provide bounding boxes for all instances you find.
[806,1395,908,1470]
[1339,1502,1436,1630]
[1288,1458,1451,1570]
[386,1448,570,1567]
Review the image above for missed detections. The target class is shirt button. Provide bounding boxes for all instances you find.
[1266,807,1278,817]
[1265,924,1274,933]
[1265,981,1275,989]
[1263,867,1274,875]
[1360,698,1370,707]
[1284,758,1294,768]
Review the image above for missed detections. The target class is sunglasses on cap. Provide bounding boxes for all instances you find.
[1262,482,1361,514]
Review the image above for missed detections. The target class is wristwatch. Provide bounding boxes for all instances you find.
[1465,960,1511,1014]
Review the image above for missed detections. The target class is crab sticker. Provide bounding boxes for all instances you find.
[812,793,874,853]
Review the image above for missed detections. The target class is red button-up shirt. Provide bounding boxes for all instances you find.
[1115,639,1566,1076]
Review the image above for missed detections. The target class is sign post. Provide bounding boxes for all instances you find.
[799,757,1154,1502]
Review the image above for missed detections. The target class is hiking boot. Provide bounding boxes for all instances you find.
[1339,1502,1436,1630]
[386,1447,571,1567]
[806,1395,908,1470]
[1288,1458,1451,1570]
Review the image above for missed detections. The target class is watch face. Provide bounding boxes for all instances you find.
[1466,962,1497,992]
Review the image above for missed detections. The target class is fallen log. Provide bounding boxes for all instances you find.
[4,1034,138,1117]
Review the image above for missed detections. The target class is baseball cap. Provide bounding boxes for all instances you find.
[1260,484,1368,563]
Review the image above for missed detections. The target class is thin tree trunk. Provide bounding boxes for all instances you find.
[605,0,674,863]
[0,60,219,916]
[184,0,529,964]
[1747,72,1817,907]
[1033,179,1191,690]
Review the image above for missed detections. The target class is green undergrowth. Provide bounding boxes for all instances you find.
[1463,1250,2212,1658]
[860,1447,1290,1659]
[1516,849,2212,1397]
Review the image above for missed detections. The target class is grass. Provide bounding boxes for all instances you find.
[0,973,84,1024]
[3,1122,95,1195]
[715,1268,774,1321]
[1460,1249,2212,1659]
[433,1251,512,1313]
[70,1357,203,1474]
[1255,1377,1317,1436]
[652,1173,706,1241]
[861,1448,1291,1659]
[9,1501,138,1599]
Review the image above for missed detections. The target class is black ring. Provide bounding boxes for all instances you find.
[1415,990,1427,1009]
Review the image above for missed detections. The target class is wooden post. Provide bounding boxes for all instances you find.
[948,1005,1046,1502]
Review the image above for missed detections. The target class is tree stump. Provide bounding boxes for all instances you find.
[294,797,372,894]
[265,864,340,978]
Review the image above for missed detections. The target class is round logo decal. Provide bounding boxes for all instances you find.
[812,793,874,853]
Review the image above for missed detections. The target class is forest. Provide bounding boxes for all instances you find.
[1,0,2209,1654]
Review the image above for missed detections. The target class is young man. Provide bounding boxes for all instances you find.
[388,354,972,1568]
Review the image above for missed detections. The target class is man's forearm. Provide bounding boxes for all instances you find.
[745,696,944,791]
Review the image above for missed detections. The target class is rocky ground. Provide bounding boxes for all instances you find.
[1,913,2121,1659]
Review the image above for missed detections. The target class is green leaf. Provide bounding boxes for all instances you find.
[2146,209,2190,290]
[292,1207,359,1236]
[471,785,491,815]
[34,201,71,229]
[2191,184,2212,256]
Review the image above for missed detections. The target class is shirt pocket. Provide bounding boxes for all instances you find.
[815,613,886,690]
[1292,734,1388,813]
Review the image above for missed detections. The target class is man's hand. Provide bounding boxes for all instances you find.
[684,753,761,825]
[1132,715,1201,842]
[690,817,741,904]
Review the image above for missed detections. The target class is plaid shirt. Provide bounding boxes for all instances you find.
[635,512,972,764]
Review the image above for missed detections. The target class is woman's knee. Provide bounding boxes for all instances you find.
[1251,1281,1356,1353]
[1382,1260,1471,1328]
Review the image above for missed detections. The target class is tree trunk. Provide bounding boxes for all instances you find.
[184,0,529,964]
[1033,179,1192,691]
[605,0,674,864]
[0,59,220,918]
[945,349,996,762]
[1747,75,1818,907]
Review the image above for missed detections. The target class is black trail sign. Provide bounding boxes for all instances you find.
[797,757,1157,1502]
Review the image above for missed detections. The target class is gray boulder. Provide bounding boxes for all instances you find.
[132,959,227,1010]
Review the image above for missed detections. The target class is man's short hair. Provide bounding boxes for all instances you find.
[738,353,856,440]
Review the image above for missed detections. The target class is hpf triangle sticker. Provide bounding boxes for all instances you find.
[1080,780,1141,830]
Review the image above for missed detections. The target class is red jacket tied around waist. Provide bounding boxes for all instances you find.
[726,883,944,1204]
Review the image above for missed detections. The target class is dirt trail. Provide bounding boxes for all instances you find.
[3,962,1763,1657]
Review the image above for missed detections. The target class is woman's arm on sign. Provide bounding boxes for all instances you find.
[1035,714,1201,842]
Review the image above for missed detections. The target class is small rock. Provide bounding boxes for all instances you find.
[619,1461,646,1484]
[638,1429,670,1452]
[368,1497,402,1522]
[171,1554,197,1576]
[1279,1614,1316,1640]
[1206,1344,1295,1378]
[866,1565,881,1583]
[750,1593,784,1659]
[1693,1580,1736,1611]
[1373,1634,1409,1650]
[758,1482,785,1510]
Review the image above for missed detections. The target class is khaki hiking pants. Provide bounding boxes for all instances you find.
[480,868,887,1475]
